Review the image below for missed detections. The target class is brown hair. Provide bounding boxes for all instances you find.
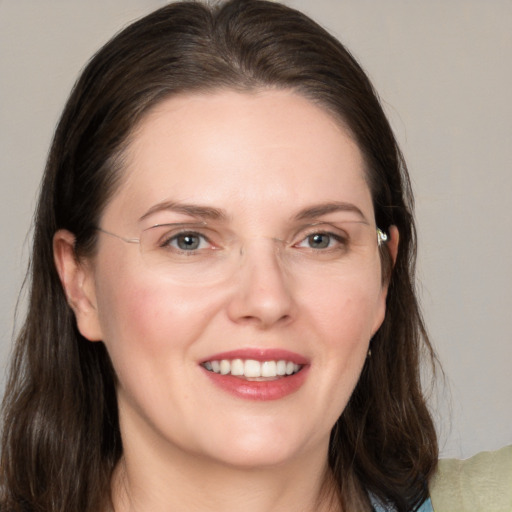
[1,1,438,511]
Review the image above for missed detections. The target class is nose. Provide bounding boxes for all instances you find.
[226,240,296,329]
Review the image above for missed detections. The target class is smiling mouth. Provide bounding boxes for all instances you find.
[201,359,302,380]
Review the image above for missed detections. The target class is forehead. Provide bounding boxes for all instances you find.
[103,89,373,227]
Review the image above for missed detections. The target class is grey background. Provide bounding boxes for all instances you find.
[1,0,511,459]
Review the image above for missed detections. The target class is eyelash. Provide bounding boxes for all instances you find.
[157,228,349,254]
[293,230,349,251]
[159,231,215,253]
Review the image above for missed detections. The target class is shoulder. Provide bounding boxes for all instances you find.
[370,496,434,512]
[429,445,512,512]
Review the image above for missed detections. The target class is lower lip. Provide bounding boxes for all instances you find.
[201,366,309,401]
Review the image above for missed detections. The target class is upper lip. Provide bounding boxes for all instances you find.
[200,348,309,365]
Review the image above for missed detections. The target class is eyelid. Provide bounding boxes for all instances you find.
[167,231,212,252]
[144,222,220,251]
[293,220,365,231]
[146,223,219,242]
[144,221,209,232]
[143,220,362,248]
[289,221,351,243]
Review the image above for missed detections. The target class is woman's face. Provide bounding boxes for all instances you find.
[72,90,393,469]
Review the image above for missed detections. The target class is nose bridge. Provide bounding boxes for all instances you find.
[238,233,288,269]
[226,235,294,327]
[237,235,284,261]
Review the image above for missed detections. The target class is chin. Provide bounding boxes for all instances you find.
[206,444,303,470]
[195,419,322,470]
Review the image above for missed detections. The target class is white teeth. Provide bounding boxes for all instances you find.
[220,359,230,375]
[276,360,287,376]
[203,358,302,378]
[231,359,244,376]
[244,359,261,377]
[261,361,277,377]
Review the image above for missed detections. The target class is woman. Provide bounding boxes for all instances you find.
[0,1,438,511]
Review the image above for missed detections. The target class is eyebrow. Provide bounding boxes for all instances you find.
[294,201,369,224]
[139,200,369,224]
[139,201,228,222]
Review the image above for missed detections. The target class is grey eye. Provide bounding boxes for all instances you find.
[174,233,202,250]
[307,233,331,249]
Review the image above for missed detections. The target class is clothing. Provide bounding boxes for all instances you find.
[371,496,433,512]
[372,445,512,511]
[429,445,512,512]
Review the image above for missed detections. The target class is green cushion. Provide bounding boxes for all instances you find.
[430,445,512,512]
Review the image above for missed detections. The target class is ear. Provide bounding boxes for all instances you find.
[380,224,399,290]
[53,230,103,341]
[386,225,399,266]
[372,225,400,335]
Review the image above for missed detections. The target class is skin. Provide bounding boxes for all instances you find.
[54,89,398,512]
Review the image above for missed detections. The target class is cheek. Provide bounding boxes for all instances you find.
[300,270,385,344]
[289,275,384,436]
[94,277,221,426]
[94,263,225,366]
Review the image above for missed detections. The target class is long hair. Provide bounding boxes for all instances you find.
[1,1,438,511]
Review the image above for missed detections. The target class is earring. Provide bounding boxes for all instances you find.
[377,228,388,247]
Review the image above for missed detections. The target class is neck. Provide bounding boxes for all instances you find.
[111,430,340,512]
